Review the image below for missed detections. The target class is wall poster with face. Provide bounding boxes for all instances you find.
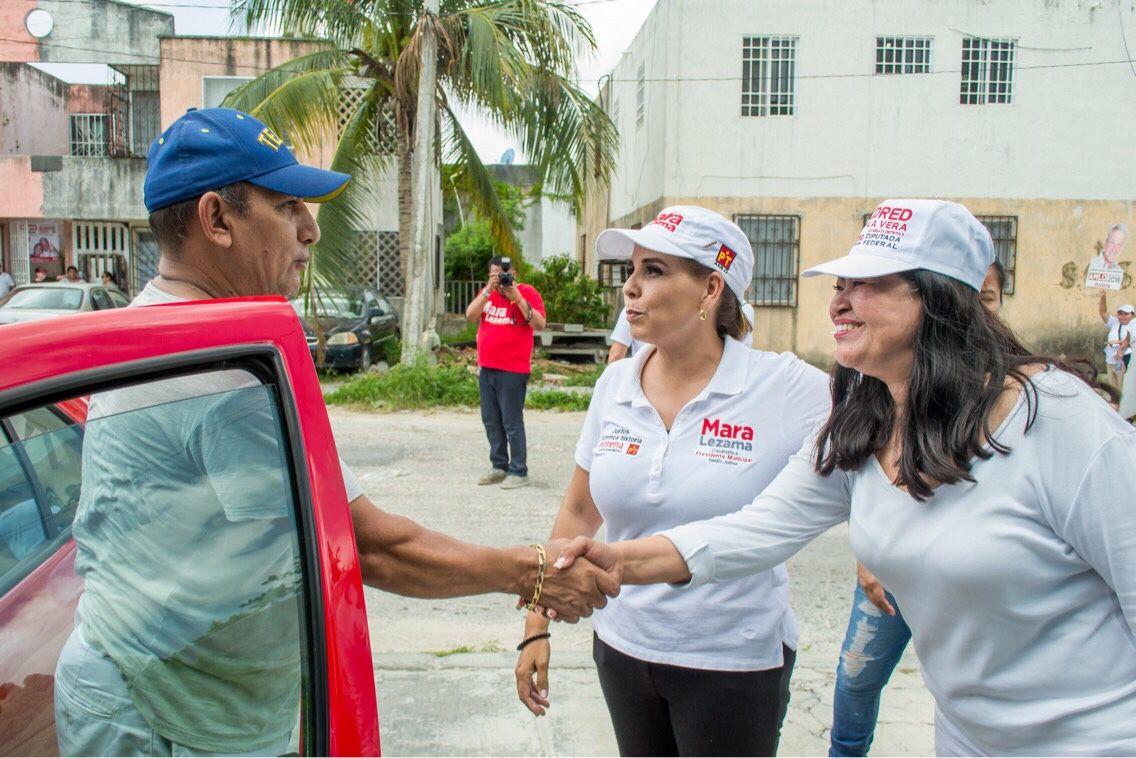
[27,221,63,279]
[1086,222,1128,290]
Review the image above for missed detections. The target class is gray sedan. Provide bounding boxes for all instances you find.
[0,282,131,325]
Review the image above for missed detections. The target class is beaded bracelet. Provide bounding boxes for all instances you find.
[516,632,551,651]
[525,543,546,612]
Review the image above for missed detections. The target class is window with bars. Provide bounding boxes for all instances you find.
[977,215,1017,293]
[960,37,1015,104]
[736,214,800,306]
[741,36,797,117]
[636,63,646,128]
[599,260,630,288]
[70,114,109,157]
[876,37,933,74]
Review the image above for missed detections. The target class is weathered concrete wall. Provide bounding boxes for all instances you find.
[35,0,172,65]
[0,63,68,154]
[41,156,146,220]
[67,84,107,114]
[0,1,39,63]
[0,156,45,216]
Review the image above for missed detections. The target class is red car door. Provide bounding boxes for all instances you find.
[0,298,379,756]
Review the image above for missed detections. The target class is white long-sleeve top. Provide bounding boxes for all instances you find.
[663,368,1136,755]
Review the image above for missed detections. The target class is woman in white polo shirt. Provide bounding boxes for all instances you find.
[556,199,1136,756]
[514,206,830,755]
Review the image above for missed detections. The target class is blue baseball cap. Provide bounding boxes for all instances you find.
[144,108,350,213]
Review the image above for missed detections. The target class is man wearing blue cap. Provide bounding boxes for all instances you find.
[53,108,618,756]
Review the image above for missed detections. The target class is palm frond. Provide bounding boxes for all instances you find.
[233,0,374,47]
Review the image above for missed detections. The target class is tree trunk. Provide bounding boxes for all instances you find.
[396,135,412,306]
[401,2,439,365]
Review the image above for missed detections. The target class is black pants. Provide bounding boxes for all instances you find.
[478,367,529,475]
[593,634,796,757]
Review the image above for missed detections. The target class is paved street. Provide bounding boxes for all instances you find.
[331,407,935,756]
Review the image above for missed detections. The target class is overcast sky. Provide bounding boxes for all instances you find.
[36,0,657,161]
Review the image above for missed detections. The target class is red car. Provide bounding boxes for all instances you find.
[0,299,379,755]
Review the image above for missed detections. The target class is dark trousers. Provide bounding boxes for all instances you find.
[593,634,796,757]
[478,367,529,476]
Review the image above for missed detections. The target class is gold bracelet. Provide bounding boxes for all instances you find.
[525,543,546,612]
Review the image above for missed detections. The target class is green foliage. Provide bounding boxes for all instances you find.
[526,255,611,327]
[562,364,605,387]
[444,177,532,281]
[324,359,593,411]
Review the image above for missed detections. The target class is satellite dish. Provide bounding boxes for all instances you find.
[499,148,515,166]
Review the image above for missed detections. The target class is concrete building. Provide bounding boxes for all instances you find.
[582,0,1135,364]
[1,0,434,313]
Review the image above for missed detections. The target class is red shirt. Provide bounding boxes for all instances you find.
[476,284,545,373]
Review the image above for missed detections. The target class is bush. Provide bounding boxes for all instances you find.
[325,359,594,411]
[527,255,610,327]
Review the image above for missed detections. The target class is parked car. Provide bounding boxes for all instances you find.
[0,282,130,325]
[291,288,399,372]
[0,300,379,755]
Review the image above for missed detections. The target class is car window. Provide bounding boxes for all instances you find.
[89,289,113,311]
[0,369,315,756]
[107,290,131,308]
[4,288,84,310]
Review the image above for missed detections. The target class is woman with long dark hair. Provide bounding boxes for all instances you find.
[556,199,1136,755]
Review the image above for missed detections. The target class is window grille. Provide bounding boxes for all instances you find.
[977,215,1017,293]
[876,37,933,74]
[70,114,109,157]
[736,214,800,306]
[741,36,797,117]
[636,63,646,128]
[599,260,630,288]
[960,37,1015,104]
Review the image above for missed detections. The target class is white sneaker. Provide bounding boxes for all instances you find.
[501,475,530,490]
[478,468,508,485]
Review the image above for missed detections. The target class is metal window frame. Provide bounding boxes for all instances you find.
[69,113,109,157]
[960,37,1015,105]
[735,214,801,306]
[598,260,630,289]
[976,215,1018,294]
[875,36,933,74]
[741,36,798,117]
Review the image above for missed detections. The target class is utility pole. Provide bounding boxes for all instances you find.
[401,0,439,364]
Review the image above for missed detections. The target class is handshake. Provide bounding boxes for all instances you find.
[518,537,624,622]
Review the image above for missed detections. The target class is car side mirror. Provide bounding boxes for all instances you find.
[369,314,383,325]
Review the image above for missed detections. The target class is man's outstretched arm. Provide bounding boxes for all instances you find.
[349,495,619,622]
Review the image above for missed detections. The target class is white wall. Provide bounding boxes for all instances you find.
[607,0,1136,219]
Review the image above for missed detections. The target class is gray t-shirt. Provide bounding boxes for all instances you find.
[665,369,1136,755]
[73,282,363,752]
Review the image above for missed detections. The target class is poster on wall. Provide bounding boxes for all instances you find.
[27,221,63,278]
[1085,222,1128,290]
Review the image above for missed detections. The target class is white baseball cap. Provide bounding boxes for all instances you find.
[595,206,754,307]
[802,199,994,291]
[1118,304,1135,314]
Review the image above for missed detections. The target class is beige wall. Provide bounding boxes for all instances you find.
[593,196,1134,367]
[0,1,41,63]
[158,37,337,169]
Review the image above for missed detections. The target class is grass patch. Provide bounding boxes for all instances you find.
[325,359,592,411]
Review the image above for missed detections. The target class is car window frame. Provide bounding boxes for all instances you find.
[0,300,379,756]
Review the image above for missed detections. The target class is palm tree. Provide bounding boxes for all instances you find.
[224,0,618,357]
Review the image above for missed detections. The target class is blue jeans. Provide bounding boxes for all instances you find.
[829,583,911,757]
[478,367,529,476]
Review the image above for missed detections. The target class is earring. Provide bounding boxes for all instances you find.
[699,309,707,321]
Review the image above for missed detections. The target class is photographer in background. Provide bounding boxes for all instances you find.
[466,255,547,489]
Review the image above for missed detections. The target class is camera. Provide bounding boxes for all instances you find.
[497,257,514,287]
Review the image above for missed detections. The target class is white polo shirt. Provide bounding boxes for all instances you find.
[577,336,829,670]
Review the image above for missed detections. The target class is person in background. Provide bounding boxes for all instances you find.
[101,271,117,288]
[0,263,14,300]
[516,206,829,756]
[606,306,639,362]
[1098,291,1133,389]
[60,265,81,283]
[465,255,547,489]
[557,199,1136,755]
[828,258,1006,757]
[33,267,48,282]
